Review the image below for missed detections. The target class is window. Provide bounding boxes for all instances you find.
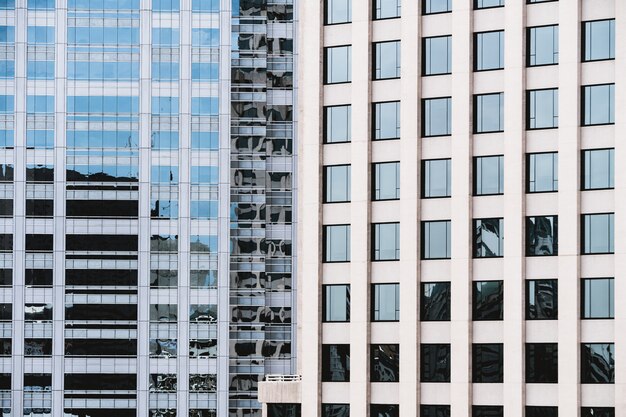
[474,93,504,133]
[373,162,400,201]
[582,408,614,417]
[581,343,614,383]
[582,148,614,190]
[373,101,400,140]
[473,281,503,321]
[582,84,614,126]
[526,280,558,320]
[472,344,503,383]
[420,344,450,382]
[421,282,451,321]
[374,41,401,80]
[528,89,558,129]
[324,165,351,203]
[421,405,451,417]
[371,405,399,417]
[473,218,504,258]
[473,406,504,417]
[323,284,350,322]
[423,0,451,14]
[371,344,399,382]
[583,19,615,61]
[267,404,300,417]
[323,404,350,417]
[324,225,351,262]
[325,0,351,25]
[372,223,400,261]
[372,283,399,321]
[325,45,351,84]
[325,105,351,143]
[474,155,504,196]
[526,407,558,417]
[527,152,558,193]
[526,216,558,256]
[527,25,559,66]
[422,97,452,137]
[421,220,451,259]
[582,213,614,254]
[582,278,613,319]
[322,344,350,382]
[423,36,452,75]
[526,343,558,383]
[374,0,400,19]
[422,159,451,198]
[474,31,504,71]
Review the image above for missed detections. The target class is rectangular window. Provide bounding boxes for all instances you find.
[582,148,614,190]
[325,45,352,84]
[420,344,450,382]
[322,344,350,382]
[582,84,615,126]
[422,97,452,137]
[371,405,399,417]
[423,36,452,75]
[372,283,399,321]
[323,284,350,322]
[422,159,451,198]
[472,344,503,383]
[474,0,504,8]
[581,343,614,383]
[421,220,451,260]
[526,407,558,417]
[324,225,350,262]
[474,93,504,133]
[527,152,558,193]
[153,28,180,46]
[421,282,451,321]
[473,281,503,321]
[422,405,451,417]
[423,0,451,14]
[526,216,558,256]
[27,26,54,44]
[0,26,13,43]
[473,218,504,258]
[474,155,504,196]
[526,343,558,383]
[583,19,615,61]
[528,89,558,129]
[325,0,351,24]
[373,162,400,201]
[526,279,558,320]
[582,213,614,254]
[26,95,54,113]
[373,101,401,140]
[474,31,504,71]
[152,97,179,115]
[371,344,399,382]
[374,41,401,80]
[325,105,351,143]
[374,0,400,20]
[324,165,351,203]
[473,407,504,417]
[528,25,559,66]
[372,223,400,261]
[582,278,614,319]
[323,404,350,416]
[582,408,614,417]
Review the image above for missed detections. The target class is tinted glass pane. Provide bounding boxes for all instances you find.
[422,221,451,259]
[583,149,614,190]
[528,89,558,129]
[581,408,614,417]
[420,344,450,382]
[528,153,558,192]
[474,155,504,195]
[423,97,451,137]
[421,282,451,321]
[526,280,558,320]
[526,407,558,417]
[324,225,351,262]
[374,162,400,200]
[325,165,351,203]
[375,0,400,19]
[583,20,615,61]
[583,84,615,125]
[423,36,452,75]
[324,285,350,322]
[423,159,451,198]
[526,216,558,256]
[423,0,452,14]
[374,41,401,79]
[475,93,504,133]
[371,344,399,382]
[326,0,351,24]
[474,218,504,257]
[421,405,451,417]
[582,278,613,319]
[373,223,400,261]
[473,281,503,321]
[373,283,399,321]
[325,105,351,143]
[581,343,614,383]
[374,101,400,140]
[326,46,351,84]
[473,406,504,417]
[322,344,350,381]
[475,31,504,71]
[528,25,559,66]
[473,344,503,383]
[583,213,614,254]
[526,343,558,383]
[322,404,350,417]
[267,404,301,417]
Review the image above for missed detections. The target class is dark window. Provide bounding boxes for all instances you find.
[25,234,53,251]
[474,31,504,71]
[420,344,450,382]
[26,164,53,182]
[474,155,504,196]
[526,279,558,320]
[24,304,52,321]
[373,161,400,201]
[65,374,136,390]
[324,225,350,262]
[474,93,504,133]
[322,344,350,382]
[374,0,400,19]
[66,199,138,218]
[582,278,613,319]
[421,405,451,417]
[65,339,137,356]
[372,283,399,321]
[473,281,503,321]
[582,19,615,61]
[0,269,10,286]
[324,165,351,203]
[582,84,614,126]
[0,164,13,181]
[527,25,559,66]
[371,344,400,382]
[24,338,51,356]
[66,269,137,286]
[372,222,400,261]
[0,304,10,321]
[151,269,178,288]
[421,282,451,321]
[422,97,452,137]
[373,101,400,140]
[26,199,53,217]
[24,373,51,391]
[423,36,452,75]
[267,404,301,417]
[325,105,351,143]
[371,405,399,417]
[527,152,558,193]
[581,343,614,383]
[325,0,351,24]
[528,89,558,129]
[526,216,558,256]
[581,408,614,417]
[423,0,451,14]
[373,41,401,80]
[582,148,614,190]
[472,343,503,383]
[526,343,558,383]
[325,45,351,84]
[0,339,9,356]
[323,284,350,322]
[66,234,138,251]
[65,304,137,321]
[322,404,349,417]
[473,406,504,417]
[473,218,504,258]
[422,159,451,198]
[422,220,451,259]
[0,234,11,251]
[526,407,558,417]
[0,199,12,216]
[582,213,614,254]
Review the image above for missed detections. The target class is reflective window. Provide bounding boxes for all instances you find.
[0,96,12,113]
[322,344,350,382]
[266,404,300,417]
[526,407,558,417]
[373,162,400,201]
[324,225,350,262]
[581,343,614,383]
[28,0,54,8]
[373,101,401,140]
[582,278,613,319]
[153,28,180,46]
[526,216,558,256]
[153,0,180,10]
[475,0,504,8]
[473,406,504,417]
[421,282,451,321]
[0,0,14,9]
[374,41,401,80]
[371,405,399,417]
[371,344,399,382]
[423,36,452,75]
[191,28,218,47]
[582,408,614,417]
[423,0,451,14]
[473,344,503,383]
[420,344,450,382]
[473,281,503,321]
[422,405,451,417]
[191,0,217,11]
[323,284,350,322]
[325,0,351,24]
[372,283,399,321]
[27,26,54,44]
[325,105,351,143]
[526,280,558,320]
[324,165,351,203]
[582,84,614,126]
[323,404,350,417]
[325,45,352,84]
[528,89,558,129]
[528,25,559,66]
[474,93,504,133]
[422,97,451,137]
[373,223,400,261]
[583,148,614,190]
[526,343,558,383]
[583,19,615,61]
[152,97,179,115]
[474,155,504,196]
[582,213,614,254]
[475,31,504,71]
[473,218,504,258]
[421,220,451,260]
[422,159,451,198]
[27,95,54,113]
[374,0,400,19]
[527,152,558,193]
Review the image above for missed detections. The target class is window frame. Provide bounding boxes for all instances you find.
[420,343,451,383]
[473,30,505,72]
[422,96,452,137]
[370,344,400,382]
[324,0,352,25]
[581,83,615,127]
[581,212,614,255]
[371,283,400,322]
[525,215,558,257]
[473,92,504,134]
[372,101,401,141]
[422,0,452,15]
[421,281,451,322]
[472,343,504,383]
[526,152,558,194]
[323,164,351,204]
[324,44,352,85]
[421,220,452,260]
[422,158,452,199]
[323,224,351,263]
[324,104,352,144]
[473,154,504,196]
[526,279,558,320]
[526,24,559,67]
[582,19,615,62]
[472,280,504,321]
[581,277,614,320]
[581,343,615,384]
[527,88,559,130]
[422,35,452,76]
[373,40,401,80]
[525,342,559,383]
[474,0,504,10]
[373,0,401,20]
[372,222,400,261]
[322,284,351,323]
[581,148,614,191]
[473,218,504,258]
[372,161,400,201]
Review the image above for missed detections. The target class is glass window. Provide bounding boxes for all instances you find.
[323,404,350,417]
[421,220,451,260]
[582,278,613,319]
[526,343,558,383]
[581,343,614,383]
[421,405,451,417]
[527,152,558,193]
[423,0,451,14]
[475,31,504,71]
[373,162,400,201]
[420,344,450,382]
[528,25,559,66]
[322,344,350,382]
[582,408,614,417]
[374,0,400,19]
[422,159,451,198]
[473,281,503,321]
[374,41,401,80]
[325,45,351,84]
[191,28,218,47]
[582,213,614,254]
[0,96,12,113]
[373,223,400,261]
[371,405,399,417]
[583,148,614,190]
[26,95,54,113]
[152,97,179,115]
[323,284,350,322]
[526,407,558,417]
[325,0,351,24]
[324,165,351,203]
[423,36,452,75]
[583,19,615,61]
[421,282,451,321]
[526,216,558,256]
[371,344,399,382]
[582,84,614,126]
[474,0,504,8]
[153,28,180,46]
[373,101,400,140]
[528,89,558,129]
[0,0,14,9]
[472,344,503,383]
[324,225,350,262]
[474,155,504,196]
[474,93,504,133]
[526,279,558,320]
[473,218,504,258]
[372,283,399,321]
[325,105,351,143]
[422,97,451,137]
[27,26,54,44]
[473,406,504,417]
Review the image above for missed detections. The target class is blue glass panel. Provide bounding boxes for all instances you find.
[0,26,14,43]
[68,27,139,45]
[191,166,218,184]
[152,97,179,115]
[0,0,15,9]
[191,63,218,80]
[152,62,180,81]
[0,96,13,113]
[68,0,139,9]
[152,131,179,149]
[67,131,138,148]
[28,0,54,9]
[0,61,14,78]
[191,132,218,149]
[27,131,54,148]
[0,130,13,148]
[151,166,179,183]
[191,97,218,115]
[67,96,139,113]
[153,28,180,46]
[191,29,219,47]
[27,96,54,113]
[192,0,218,11]
[190,201,218,219]
[27,61,54,79]
[27,26,54,44]
[153,0,179,11]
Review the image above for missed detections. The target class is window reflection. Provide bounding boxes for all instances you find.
[473,218,504,258]
[526,280,558,320]
[526,216,558,256]
[581,343,614,383]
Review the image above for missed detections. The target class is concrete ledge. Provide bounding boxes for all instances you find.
[258,380,302,404]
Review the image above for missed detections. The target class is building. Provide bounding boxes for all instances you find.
[1,0,296,416]
[260,1,625,417]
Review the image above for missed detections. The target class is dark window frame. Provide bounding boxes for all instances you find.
[473,30,505,72]
[372,222,400,262]
[422,35,452,76]
[422,158,452,199]
[581,83,615,127]
[581,277,614,320]
[323,104,351,144]
[526,88,559,130]
[473,217,504,258]
[323,164,351,204]
[322,284,351,323]
[373,40,401,80]
[324,0,352,25]
[473,92,504,134]
[473,154,504,196]
[372,101,401,141]
[526,24,559,67]
[474,0,504,10]
[421,220,452,260]
[324,44,352,85]
[372,161,401,201]
[581,148,614,191]
[526,279,558,320]
[526,151,558,194]
[582,19,615,63]
[581,212,614,255]
[373,0,401,20]
[371,283,400,322]
[422,0,452,15]
[421,281,451,322]
[323,224,351,263]
[422,96,452,137]
[525,215,558,257]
